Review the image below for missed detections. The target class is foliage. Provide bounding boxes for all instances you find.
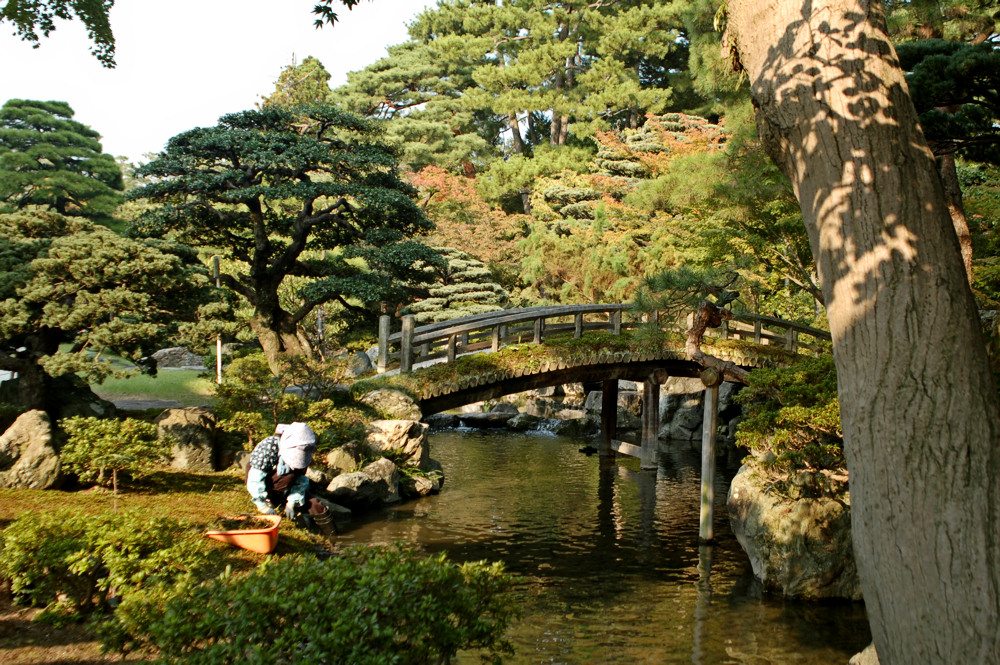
[0,509,228,624]
[960,161,1000,308]
[735,354,843,472]
[0,99,123,225]
[213,351,372,449]
[0,210,227,412]
[410,166,528,290]
[259,55,334,107]
[120,543,518,665]
[405,247,510,323]
[634,264,740,320]
[129,104,440,372]
[59,416,171,490]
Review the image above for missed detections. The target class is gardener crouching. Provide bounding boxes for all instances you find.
[245,422,338,548]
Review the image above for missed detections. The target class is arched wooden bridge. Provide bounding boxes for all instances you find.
[373,303,831,542]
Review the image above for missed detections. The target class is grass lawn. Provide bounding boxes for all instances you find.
[90,369,217,406]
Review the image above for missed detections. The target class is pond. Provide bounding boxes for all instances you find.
[336,429,871,664]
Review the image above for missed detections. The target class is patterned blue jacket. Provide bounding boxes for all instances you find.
[246,435,309,509]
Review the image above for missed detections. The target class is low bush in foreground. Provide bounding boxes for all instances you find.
[119,543,519,665]
[0,510,229,625]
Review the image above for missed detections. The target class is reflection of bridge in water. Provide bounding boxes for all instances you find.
[374,303,831,541]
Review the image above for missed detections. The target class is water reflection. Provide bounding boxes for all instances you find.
[337,430,870,664]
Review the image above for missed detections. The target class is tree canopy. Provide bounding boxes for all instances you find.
[0,210,224,413]
[0,99,124,225]
[129,104,440,372]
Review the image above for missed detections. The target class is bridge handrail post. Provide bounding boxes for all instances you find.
[447,334,457,363]
[533,317,544,344]
[611,309,622,335]
[377,315,391,374]
[400,315,415,374]
[785,328,798,352]
[491,325,501,352]
[753,318,762,344]
[574,312,583,339]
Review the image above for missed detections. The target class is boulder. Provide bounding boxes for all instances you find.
[553,417,599,437]
[424,413,459,429]
[230,450,252,472]
[344,351,374,378]
[359,389,422,421]
[324,445,362,474]
[489,402,519,415]
[507,413,542,432]
[363,457,401,504]
[152,347,205,369]
[365,420,429,469]
[400,473,439,499]
[306,466,332,487]
[458,412,514,428]
[325,471,377,505]
[155,407,218,472]
[661,376,704,395]
[718,381,744,420]
[0,410,61,489]
[728,463,861,600]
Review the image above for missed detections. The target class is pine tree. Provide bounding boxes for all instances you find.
[405,247,510,323]
[130,104,440,374]
[260,55,334,107]
[0,99,124,225]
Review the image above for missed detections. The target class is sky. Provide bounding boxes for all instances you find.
[0,0,436,164]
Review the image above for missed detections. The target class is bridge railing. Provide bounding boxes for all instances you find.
[375,304,831,374]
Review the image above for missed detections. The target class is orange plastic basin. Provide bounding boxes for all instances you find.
[205,514,281,554]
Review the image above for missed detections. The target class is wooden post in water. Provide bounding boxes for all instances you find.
[640,378,660,470]
[400,315,415,374]
[377,314,391,374]
[699,367,722,543]
[600,379,618,458]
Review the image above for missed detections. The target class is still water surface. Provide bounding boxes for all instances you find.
[336,429,870,664]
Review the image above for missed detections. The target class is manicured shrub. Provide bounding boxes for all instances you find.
[0,510,226,625]
[735,354,843,471]
[122,544,518,665]
[59,416,171,496]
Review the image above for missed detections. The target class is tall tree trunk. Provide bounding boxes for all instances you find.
[728,1,1000,663]
[937,152,974,283]
[250,311,314,376]
[507,113,533,214]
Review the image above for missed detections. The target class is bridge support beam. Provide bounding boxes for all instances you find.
[600,379,618,458]
[640,378,660,470]
[699,368,723,543]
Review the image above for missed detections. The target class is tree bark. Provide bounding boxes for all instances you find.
[250,311,314,376]
[937,152,974,283]
[727,1,1000,663]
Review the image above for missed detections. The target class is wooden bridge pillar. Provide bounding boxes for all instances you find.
[600,379,618,458]
[699,368,723,543]
[640,378,660,470]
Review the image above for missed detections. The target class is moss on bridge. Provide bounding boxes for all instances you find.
[354,329,799,402]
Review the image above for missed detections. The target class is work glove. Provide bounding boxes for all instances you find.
[284,501,300,520]
[255,502,277,515]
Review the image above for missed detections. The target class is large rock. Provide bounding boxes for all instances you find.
[507,413,542,431]
[489,402,519,415]
[365,420,429,469]
[728,463,861,600]
[325,471,377,505]
[363,457,401,504]
[344,351,374,378]
[152,347,205,369]
[424,413,459,429]
[324,445,363,475]
[359,389,422,421]
[458,412,515,428]
[0,410,61,489]
[155,407,217,472]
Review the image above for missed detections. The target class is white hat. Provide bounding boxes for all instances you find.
[275,422,316,470]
